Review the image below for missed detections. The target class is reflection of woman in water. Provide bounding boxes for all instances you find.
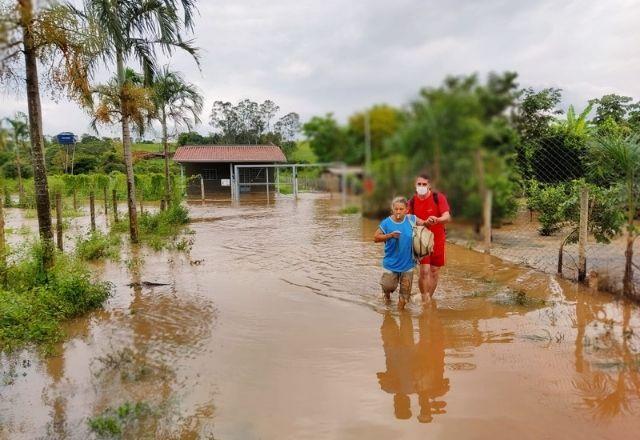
[377,311,416,419]
[377,303,449,423]
[415,301,449,423]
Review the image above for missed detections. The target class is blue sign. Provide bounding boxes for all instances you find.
[56,132,77,145]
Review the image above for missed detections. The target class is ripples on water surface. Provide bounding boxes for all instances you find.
[1,194,639,439]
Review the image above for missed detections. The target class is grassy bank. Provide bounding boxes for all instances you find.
[0,245,113,353]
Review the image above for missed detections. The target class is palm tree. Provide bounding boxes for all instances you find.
[589,134,640,298]
[2,0,95,265]
[3,112,29,205]
[73,0,199,243]
[151,66,203,204]
[14,1,55,263]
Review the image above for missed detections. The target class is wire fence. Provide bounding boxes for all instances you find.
[444,137,639,297]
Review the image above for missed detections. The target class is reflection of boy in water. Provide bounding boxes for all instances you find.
[376,304,449,423]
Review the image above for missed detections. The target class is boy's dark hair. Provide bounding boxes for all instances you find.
[417,172,430,181]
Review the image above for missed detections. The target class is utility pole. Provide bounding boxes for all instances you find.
[364,111,372,173]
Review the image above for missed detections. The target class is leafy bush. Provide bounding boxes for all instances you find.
[526,180,571,235]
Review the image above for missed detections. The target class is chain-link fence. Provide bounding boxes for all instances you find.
[444,137,639,298]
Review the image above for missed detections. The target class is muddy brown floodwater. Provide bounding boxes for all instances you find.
[1,194,640,439]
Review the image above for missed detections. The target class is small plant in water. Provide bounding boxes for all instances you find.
[339,205,360,215]
[88,401,153,438]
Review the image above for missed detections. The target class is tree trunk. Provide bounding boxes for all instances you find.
[623,179,636,298]
[117,50,139,243]
[162,111,171,206]
[623,234,634,297]
[19,0,54,266]
[433,139,442,186]
[72,189,77,211]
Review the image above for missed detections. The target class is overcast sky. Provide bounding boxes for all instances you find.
[2,0,639,138]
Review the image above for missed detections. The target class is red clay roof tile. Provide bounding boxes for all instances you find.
[173,145,287,163]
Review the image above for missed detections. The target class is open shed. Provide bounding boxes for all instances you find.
[173,144,287,197]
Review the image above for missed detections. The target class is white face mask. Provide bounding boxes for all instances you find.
[416,186,429,196]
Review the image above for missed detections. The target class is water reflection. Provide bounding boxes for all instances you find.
[572,298,640,419]
[377,303,449,423]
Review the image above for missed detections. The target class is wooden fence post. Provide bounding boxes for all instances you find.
[578,186,589,282]
[55,192,63,251]
[89,191,96,232]
[483,190,492,254]
[0,197,6,272]
[103,186,108,217]
[200,175,205,202]
[112,189,119,223]
[160,198,166,212]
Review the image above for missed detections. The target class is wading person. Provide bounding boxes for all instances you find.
[408,174,451,302]
[374,196,428,309]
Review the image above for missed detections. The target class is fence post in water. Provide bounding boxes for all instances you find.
[103,186,108,217]
[200,175,205,202]
[112,189,119,223]
[578,186,589,282]
[341,164,347,208]
[275,168,280,194]
[293,166,298,199]
[89,191,96,232]
[483,190,492,254]
[0,196,6,272]
[265,167,270,201]
[55,192,63,251]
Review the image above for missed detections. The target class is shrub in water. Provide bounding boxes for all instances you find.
[76,231,121,261]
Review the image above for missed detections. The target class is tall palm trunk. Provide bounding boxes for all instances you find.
[117,50,139,243]
[19,0,54,265]
[161,109,171,206]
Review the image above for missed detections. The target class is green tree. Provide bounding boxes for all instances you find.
[347,104,403,163]
[303,113,358,164]
[2,112,29,203]
[74,0,199,243]
[150,66,203,204]
[588,133,640,298]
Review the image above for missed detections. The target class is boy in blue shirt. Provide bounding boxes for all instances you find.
[374,196,428,309]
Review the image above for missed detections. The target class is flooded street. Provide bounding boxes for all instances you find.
[1,194,640,439]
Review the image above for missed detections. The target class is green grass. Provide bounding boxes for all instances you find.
[339,205,360,215]
[0,245,113,353]
[132,142,176,153]
[289,140,318,163]
[76,231,121,261]
[110,204,190,251]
